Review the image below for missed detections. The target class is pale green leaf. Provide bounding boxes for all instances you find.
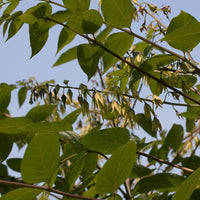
[62,108,81,124]
[21,134,60,183]
[82,127,130,154]
[96,141,136,194]
[101,0,134,28]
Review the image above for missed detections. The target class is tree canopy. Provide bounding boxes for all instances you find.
[0,0,200,200]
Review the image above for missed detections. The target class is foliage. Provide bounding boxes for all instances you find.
[0,0,200,200]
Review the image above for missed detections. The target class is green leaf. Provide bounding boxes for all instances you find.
[62,108,82,124]
[0,83,11,112]
[7,11,23,40]
[132,54,179,83]
[130,164,154,179]
[57,27,76,54]
[135,113,157,138]
[163,124,184,151]
[101,0,134,28]
[20,3,52,24]
[0,117,32,134]
[172,168,200,200]
[2,1,19,16]
[132,173,185,195]
[77,44,102,80]
[62,0,90,13]
[18,87,27,107]
[163,11,200,51]
[103,32,134,72]
[29,20,49,58]
[0,133,13,162]
[21,134,60,183]
[83,127,130,154]
[63,154,86,192]
[53,46,77,66]
[96,141,136,194]
[81,152,97,179]
[21,121,72,134]
[96,26,113,42]
[0,163,8,177]
[68,9,103,34]
[0,188,41,200]
[26,105,57,122]
[7,158,22,173]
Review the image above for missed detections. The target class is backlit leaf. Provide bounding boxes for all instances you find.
[0,83,11,112]
[18,87,27,107]
[21,134,60,183]
[163,11,200,51]
[82,127,130,154]
[26,105,57,122]
[62,0,90,13]
[101,0,134,28]
[103,32,134,72]
[7,158,22,173]
[172,168,200,200]
[96,141,136,194]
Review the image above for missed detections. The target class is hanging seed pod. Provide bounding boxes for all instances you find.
[29,96,33,104]
[48,91,53,103]
[61,93,67,107]
[63,80,69,85]
[82,99,89,116]
[78,94,83,106]
[54,84,60,99]
[45,83,49,92]
[67,89,73,102]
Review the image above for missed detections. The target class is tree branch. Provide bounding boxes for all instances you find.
[42,17,200,105]
[0,180,100,200]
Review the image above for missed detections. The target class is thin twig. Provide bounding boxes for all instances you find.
[136,151,194,173]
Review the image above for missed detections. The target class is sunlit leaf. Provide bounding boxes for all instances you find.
[0,83,11,112]
[21,134,60,183]
[96,141,136,194]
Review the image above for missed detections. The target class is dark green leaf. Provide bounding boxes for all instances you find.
[130,164,155,179]
[0,188,41,200]
[103,32,134,72]
[2,1,19,16]
[0,163,8,177]
[18,87,27,107]
[163,11,200,51]
[64,154,86,192]
[62,0,90,13]
[96,141,136,194]
[53,46,77,66]
[26,105,57,122]
[62,108,81,124]
[135,113,157,137]
[82,127,130,154]
[0,117,32,134]
[20,3,52,24]
[0,133,13,162]
[81,152,97,179]
[133,173,185,195]
[77,44,102,80]
[57,27,76,54]
[7,158,22,173]
[172,168,200,200]
[21,134,60,183]
[0,83,11,112]
[163,124,184,151]
[101,0,134,28]
[29,20,49,58]
[68,9,103,34]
